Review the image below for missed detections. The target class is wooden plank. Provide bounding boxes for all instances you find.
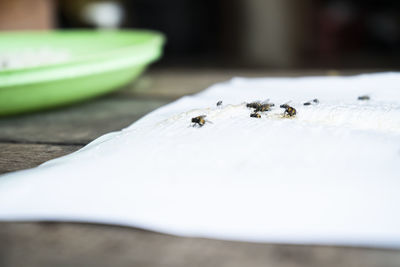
[0,143,81,174]
[0,97,168,144]
[0,222,399,267]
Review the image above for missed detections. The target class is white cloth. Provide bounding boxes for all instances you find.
[1,72,400,248]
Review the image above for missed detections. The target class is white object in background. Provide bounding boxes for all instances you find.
[0,72,400,248]
[82,1,124,29]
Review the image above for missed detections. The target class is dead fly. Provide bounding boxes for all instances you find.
[303,99,319,106]
[358,95,370,101]
[250,112,261,118]
[216,100,223,107]
[247,100,274,112]
[256,102,274,112]
[246,101,262,109]
[191,115,212,127]
[280,102,297,117]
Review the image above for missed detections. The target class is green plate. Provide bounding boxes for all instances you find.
[0,30,165,116]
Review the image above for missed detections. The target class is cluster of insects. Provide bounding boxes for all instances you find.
[246,100,275,118]
[190,95,370,127]
[246,99,300,119]
[191,99,298,127]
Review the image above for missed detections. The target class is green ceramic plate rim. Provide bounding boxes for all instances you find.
[0,29,165,88]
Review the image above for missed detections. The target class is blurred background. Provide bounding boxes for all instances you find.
[0,0,399,70]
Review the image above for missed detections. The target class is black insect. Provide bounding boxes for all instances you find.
[256,103,274,112]
[247,100,274,112]
[246,101,262,109]
[216,100,223,106]
[191,115,208,127]
[250,112,261,118]
[358,95,370,101]
[280,103,297,117]
[303,98,319,106]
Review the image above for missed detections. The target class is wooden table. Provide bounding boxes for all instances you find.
[1,69,399,267]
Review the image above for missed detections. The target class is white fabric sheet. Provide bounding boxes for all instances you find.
[1,72,400,248]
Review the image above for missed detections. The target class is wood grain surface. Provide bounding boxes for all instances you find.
[0,143,81,174]
[1,222,400,267]
[0,69,398,267]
